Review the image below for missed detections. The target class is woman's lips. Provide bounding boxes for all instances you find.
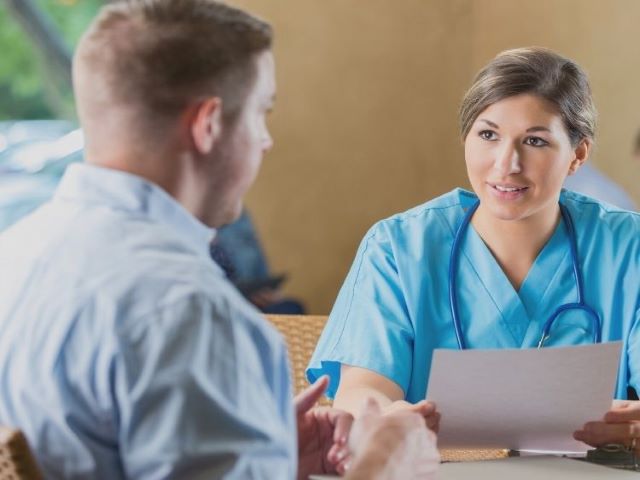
[487,182,529,200]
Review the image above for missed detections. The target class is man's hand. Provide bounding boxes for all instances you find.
[574,400,640,452]
[295,376,353,480]
[346,398,440,479]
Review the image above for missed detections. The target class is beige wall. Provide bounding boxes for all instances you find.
[229,0,640,314]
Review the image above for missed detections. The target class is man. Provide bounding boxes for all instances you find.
[563,162,636,211]
[563,130,636,212]
[0,1,438,478]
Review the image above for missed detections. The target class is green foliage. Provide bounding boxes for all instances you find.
[36,0,103,46]
[0,0,102,120]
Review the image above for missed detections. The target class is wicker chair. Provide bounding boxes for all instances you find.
[265,314,331,405]
[0,427,42,480]
[264,314,507,462]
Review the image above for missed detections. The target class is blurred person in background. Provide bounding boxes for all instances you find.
[562,125,638,211]
[563,163,636,211]
[210,209,305,314]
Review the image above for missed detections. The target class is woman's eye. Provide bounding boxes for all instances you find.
[524,136,549,147]
[479,130,496,141]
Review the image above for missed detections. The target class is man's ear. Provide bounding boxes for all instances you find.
[190,97,223,154]
[567,138,592,175]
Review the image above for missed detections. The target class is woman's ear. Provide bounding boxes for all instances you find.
[190,97,224,154]
[568,138,592,175]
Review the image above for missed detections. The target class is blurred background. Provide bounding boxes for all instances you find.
[1,0,639,313]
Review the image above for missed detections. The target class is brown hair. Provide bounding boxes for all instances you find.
[459,47,596,146]
[74,0,272,122]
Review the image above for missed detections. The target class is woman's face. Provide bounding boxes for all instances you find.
[464,93,589,224]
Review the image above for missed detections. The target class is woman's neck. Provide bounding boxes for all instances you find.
[471,203,561,291]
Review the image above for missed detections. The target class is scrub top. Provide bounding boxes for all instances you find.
[307,188,640,403]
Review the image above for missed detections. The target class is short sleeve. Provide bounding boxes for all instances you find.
[113,292,296,479]
[307,222,414,398]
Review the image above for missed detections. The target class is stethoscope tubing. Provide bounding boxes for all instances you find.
[448,200,601,350]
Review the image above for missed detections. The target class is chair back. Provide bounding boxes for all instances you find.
[265,314,331,405]
[0,427,42,480]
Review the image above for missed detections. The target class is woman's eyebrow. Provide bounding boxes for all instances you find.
[478,119,551,133]
[479,118,499,128]
[526,126,551,133]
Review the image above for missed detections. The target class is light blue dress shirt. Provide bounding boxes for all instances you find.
[307,188,640,403]
[0,164,296,479]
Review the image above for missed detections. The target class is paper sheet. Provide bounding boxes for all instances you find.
[426,342,622,452]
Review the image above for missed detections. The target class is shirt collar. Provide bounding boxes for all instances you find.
[54,163,217,260]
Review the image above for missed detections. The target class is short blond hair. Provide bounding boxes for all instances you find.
[74,0,272,121]
[459,47,596,146]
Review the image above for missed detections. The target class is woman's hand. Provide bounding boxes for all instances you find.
[384,399,441,432]
[334,364,441,431]
[574,400,640,452]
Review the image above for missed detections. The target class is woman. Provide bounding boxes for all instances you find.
[307,47,640,449]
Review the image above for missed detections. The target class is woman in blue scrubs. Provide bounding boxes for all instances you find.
[307,47,640,449]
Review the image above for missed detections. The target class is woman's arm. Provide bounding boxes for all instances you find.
[335,365,440,431]
[334,365,405,415]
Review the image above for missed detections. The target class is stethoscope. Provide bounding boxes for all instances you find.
[448,200,601,350]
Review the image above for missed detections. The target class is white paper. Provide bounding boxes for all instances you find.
[426,342,622,452]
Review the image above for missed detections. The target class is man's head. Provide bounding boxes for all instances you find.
[73,0,275,227]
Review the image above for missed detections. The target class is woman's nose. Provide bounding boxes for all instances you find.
[492,142,522,176]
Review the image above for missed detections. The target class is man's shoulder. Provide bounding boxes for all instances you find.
[114,273,281,342]
[0,200,280,342]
